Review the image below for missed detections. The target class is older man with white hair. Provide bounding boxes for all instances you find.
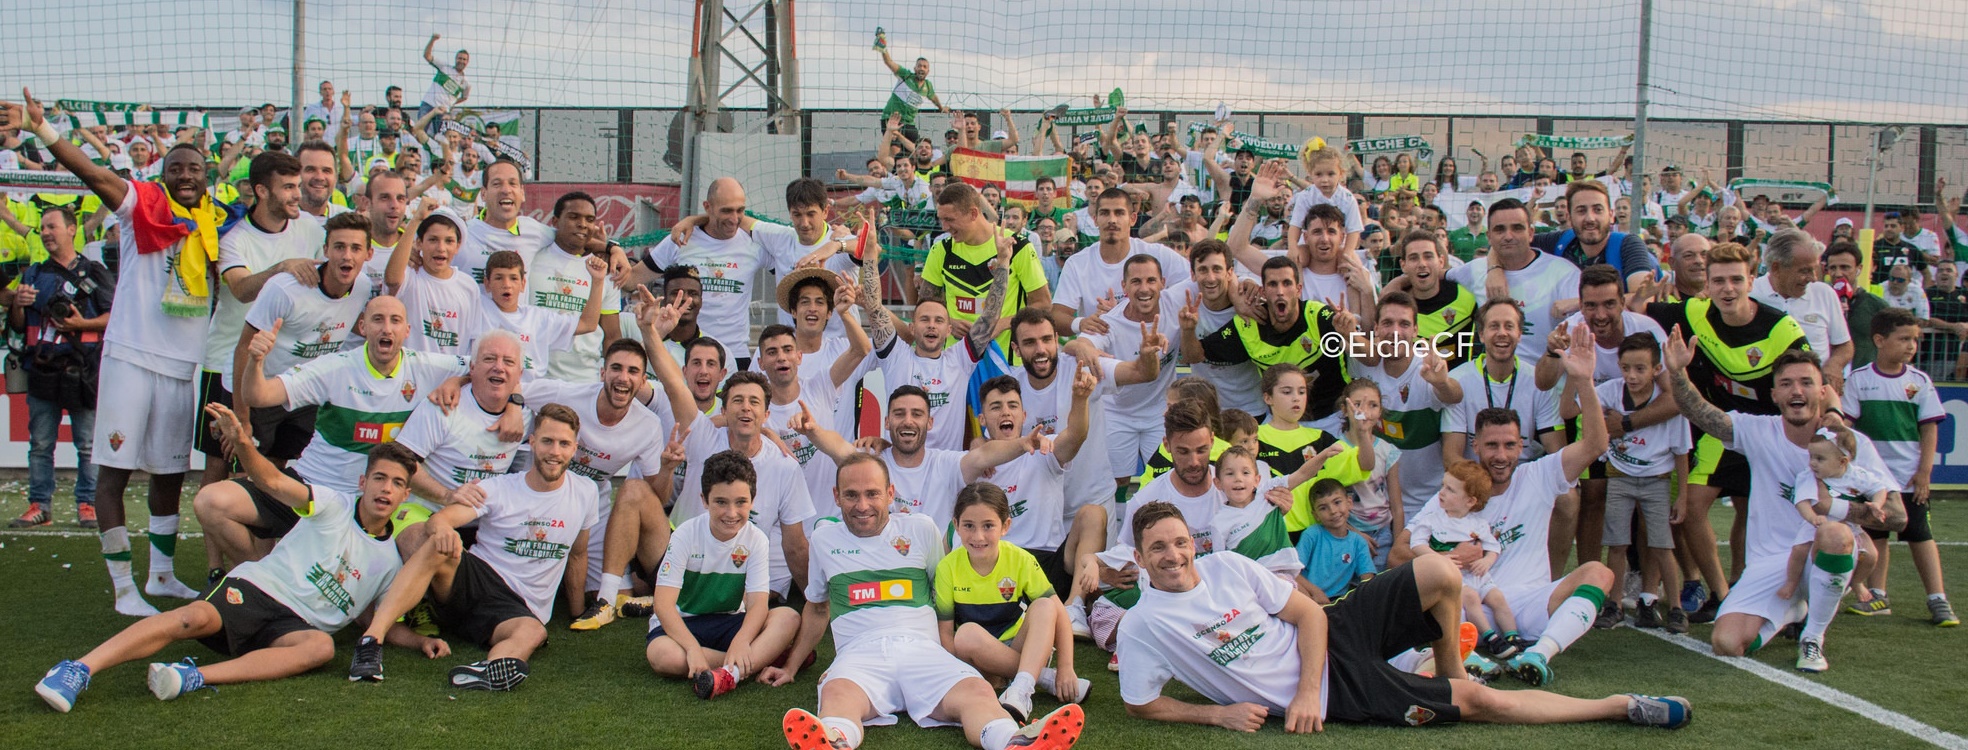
[1750,228,1853,388]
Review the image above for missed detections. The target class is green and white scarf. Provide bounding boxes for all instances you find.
[1517,133,1632,151]
[1187,122,1295,160]
[1348,135,1434,163]
[1052,89,1125,127]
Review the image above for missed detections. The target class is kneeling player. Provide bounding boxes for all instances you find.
[35,405,443,712]
[937,483,1088,724]
[349,405,600,690]
[647,450,800,699]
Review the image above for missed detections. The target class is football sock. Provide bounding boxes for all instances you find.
[148,514,179,579]
[981,718,1019,750]
[597,573,626,606]
[101,526,135,592]
[1530,585,1606,660]
[1802,550,1854,641]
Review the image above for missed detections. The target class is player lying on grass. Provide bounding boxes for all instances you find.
[647,449,801,700]
[1115,502,1693,732]
[35,406,444,712]
[348,404,599,691]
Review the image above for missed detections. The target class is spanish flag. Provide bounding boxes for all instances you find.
[948,148,1069,210]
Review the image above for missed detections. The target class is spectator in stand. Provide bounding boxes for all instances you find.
[1823,241,1887,369]
[1880,265,1930,323]
[418,34,472,140]
[1922,262,1968,379]
[1869,211,1924,284]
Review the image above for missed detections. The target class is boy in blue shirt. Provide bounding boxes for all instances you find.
[1293,478,1377,603]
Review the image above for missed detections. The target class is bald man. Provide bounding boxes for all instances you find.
[635,178,807,369]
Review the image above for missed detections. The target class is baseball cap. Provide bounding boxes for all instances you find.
[1665,215,1687,227]
[108,154,134,172]
[991,130,1008,140]
[1835,217,1854,228]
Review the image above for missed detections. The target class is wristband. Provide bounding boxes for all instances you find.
[1070,317,1083,335]
[1621,415,1634,433]
[1827,499,1851,522]
[31,120,60,146]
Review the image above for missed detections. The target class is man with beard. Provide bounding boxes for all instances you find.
[1447,198,1581,362]
[1349,291,1460,526]
[1050,188,1190,337]
[1667,339,1900,671]
[1645,242,1811,623]
[1189,255,1359,431]
[192,213,377,575]
[1169,241,1262,412]
[1080,254,1175,484]
[771,454,1087,750]
[1119,502,1690,731]
[9,90,221,614]
[862,230,1009,451]
[450,160,550,283]
[1233,165,1375,314]
[190,153,327,587]
[755,273,873,502]
[1414,324,1616,686]
[530,191,623,381]
[1201,140,1260,217]
[1380,231,1477,368]
[358,171,411,298]
[1534,265,1672,602]
[1531,181,1655,288]
[294,141,350,225]
[351,405,598,690]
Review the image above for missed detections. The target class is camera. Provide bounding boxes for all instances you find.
[44,293,76,322]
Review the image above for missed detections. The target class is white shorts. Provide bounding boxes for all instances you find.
[1106,422,1163,480]
[1491,579,1562,638]
[1462,572,1499,599]
[818,635,982,728]
[93,356,195,474]
[583,489,616,595]
[1717,557,1808,628]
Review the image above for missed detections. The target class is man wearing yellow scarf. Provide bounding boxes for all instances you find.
[9,89,222,617]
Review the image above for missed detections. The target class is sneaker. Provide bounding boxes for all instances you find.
[570,597,617,631]
[782,707,852,750]
[1457,622,1479,661]
[406,601,440,638]
[1067,603,1091,640]
[75,504,97,529]
[205,568,227,587]
[147,658,210,701]
[449,657,528,691]
[1463,652,1503,682]
[1106,653,1119,672]
[1505,651,1553,686]
[693,664,740,700]
[1594,601,1623,629]
[9,504,51,528]
[618,594,656,618]
[999,682,1034,724]
[349,636,384,682]
[1679,581,1707,614]
[1796,638,1828,673]
[1006,704,1085,749]
[1930,598,1960,628]
[1634,600,1663,629]
[34,660,90,713]
[1480,631,1520,659]
[1625,694,1693,729]
[1848,590,1891,616]
[1665,606,1690,634]
[1689,596,1722,624]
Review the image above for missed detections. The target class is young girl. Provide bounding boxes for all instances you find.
[1410,460,1528,659]
[385,207,481,355]
[1212,445,1328,584]
[936,483,1086,723]
[1254,364,1321,476]
[1337,380,1404,569]
[1389,153,1421,196]
[1780,427,1889,604]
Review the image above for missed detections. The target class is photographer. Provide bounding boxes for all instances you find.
[7,206,112,529]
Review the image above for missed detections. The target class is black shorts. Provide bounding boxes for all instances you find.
[437,553,539,648]
[194,371,317,461]
[1690,433,1750,497]
[1867,498,1935,544]
[647,611,748,648]
[1023,545,1072,601]
[198,577,317,657]
[769,585,808,612]
[1320,563,1462,726]
[238,469,307,539]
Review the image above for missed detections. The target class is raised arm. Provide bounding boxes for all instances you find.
[961,233,1015,360]
[1054,362,1097,466]
[1229,160,1290,273]
[1557,322,1608,480]
[203,403,311,507]
[630,286,700,422]
[6,91,129,207]
[572,254,610,335]
[236,320,292,409]
[1663,324,1732,444]
[786,400,857,463]
[858,234,898,351]
[424,34,440,65]
[831,273,874,390]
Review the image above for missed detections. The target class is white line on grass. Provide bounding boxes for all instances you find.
[1637,628,1968,749]
[0,530,206,539]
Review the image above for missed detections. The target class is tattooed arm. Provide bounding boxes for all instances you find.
[1663,325,1733,444]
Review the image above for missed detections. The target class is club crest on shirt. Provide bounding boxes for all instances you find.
[1442,308,1457,323]
[225,587,243,605]
[401,381,418,402]
[1399,385,1411,403]
[1746,346,1764,367]
[998,576,1017,601]
[1906,383,1921,400]
[731,546,750,569]
[891,536,911,556]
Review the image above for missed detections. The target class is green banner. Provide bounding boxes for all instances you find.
[0,169,91,195]
[1053,88,1125,127]
[886,208,943,232]
[1348,135,1434,162]
[1186,122,1295,160]
[1517,133,1632,151]
[64,110,210,132]
[56,100,144,114]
